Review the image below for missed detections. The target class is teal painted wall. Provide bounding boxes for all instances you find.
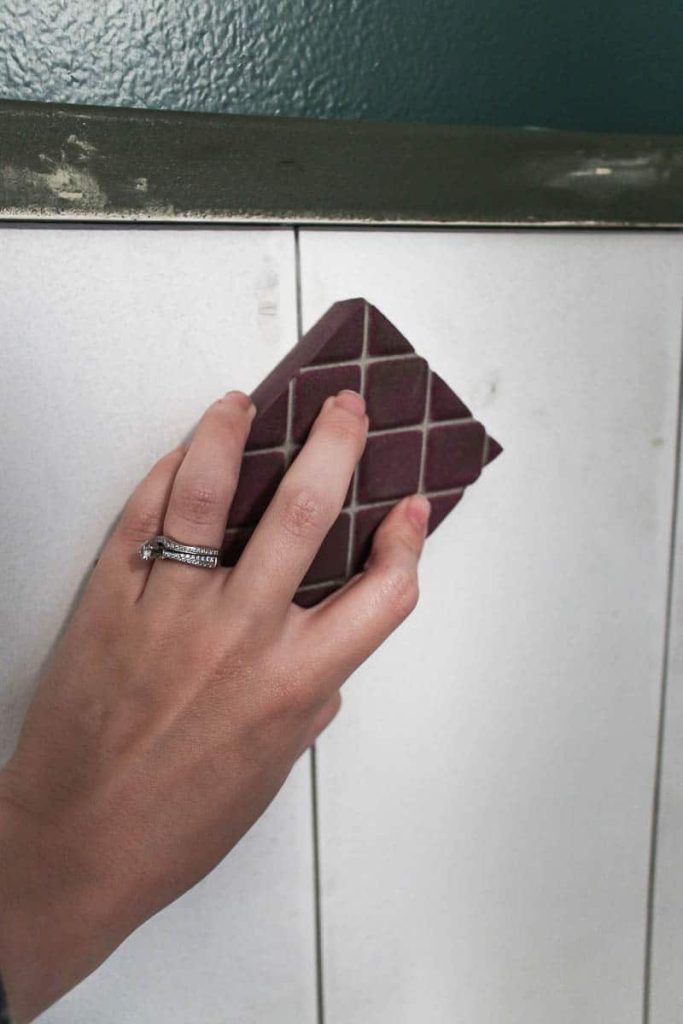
[1,1,681,134]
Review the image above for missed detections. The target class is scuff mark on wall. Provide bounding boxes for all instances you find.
[570,166,613,178]
[1,160,108,209]
[61,133,99,161]
[255,254,281,348]
[543,152,680,192]
[1,129,108,210]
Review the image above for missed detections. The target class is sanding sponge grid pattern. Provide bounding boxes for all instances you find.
[221,299,502,607]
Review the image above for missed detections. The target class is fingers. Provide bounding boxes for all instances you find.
[152,391,255,584]
[303,495,430,686]
[91,445,187,603]
[227,390,368,620]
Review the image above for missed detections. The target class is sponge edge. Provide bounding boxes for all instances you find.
[222,298,502,607]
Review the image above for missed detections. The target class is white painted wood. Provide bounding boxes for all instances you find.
[0,226,317,1023]
[299,230,683,1024]
[650,344,683,1017]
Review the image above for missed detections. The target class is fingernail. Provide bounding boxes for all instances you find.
[224,390,256,417]
[334,389,366,418]
[407,494,431,530]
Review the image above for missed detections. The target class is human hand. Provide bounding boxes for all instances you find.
[0,388,430,1021]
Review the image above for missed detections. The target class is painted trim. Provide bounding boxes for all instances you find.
[1,98,682,227]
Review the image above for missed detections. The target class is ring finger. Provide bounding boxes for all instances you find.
[148,390,255,588]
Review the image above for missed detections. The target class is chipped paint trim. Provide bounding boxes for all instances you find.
[1,98,682,228]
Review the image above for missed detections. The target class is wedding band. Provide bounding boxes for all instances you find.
[139,535,220,569]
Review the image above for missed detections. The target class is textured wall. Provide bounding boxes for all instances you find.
[1,0,681,134]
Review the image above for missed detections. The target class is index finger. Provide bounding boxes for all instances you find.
[225,390,368,619]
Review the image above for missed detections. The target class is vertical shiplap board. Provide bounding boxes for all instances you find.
[299,230,683,1024]
[0,226,317,1024]
[651,329,683,1018]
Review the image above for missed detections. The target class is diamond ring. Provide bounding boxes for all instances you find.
[139,535,220,570]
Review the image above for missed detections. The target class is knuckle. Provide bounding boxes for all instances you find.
[279,485,331,540]
[118,503,161,545]
[288,679,319,717]
[263,675,318,726]
[324,692,342,720]
[382,565,420,621]
[172,479,223,526]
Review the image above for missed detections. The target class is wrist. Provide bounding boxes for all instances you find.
[0,774,123,1022]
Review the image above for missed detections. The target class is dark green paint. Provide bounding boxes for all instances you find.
[1,99,682,227]
[1,0,682,135]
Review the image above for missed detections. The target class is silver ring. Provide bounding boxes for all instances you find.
[139,535,220,570]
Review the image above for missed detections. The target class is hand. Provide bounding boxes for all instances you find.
[0,388,429,1021]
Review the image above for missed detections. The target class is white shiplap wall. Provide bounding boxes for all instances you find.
[650,240,683,1024]
[0,224,681,1022]
[0,226,318,1024]
[299,229,683,1024]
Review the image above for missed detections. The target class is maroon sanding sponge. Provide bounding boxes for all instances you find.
[221,298,502,606]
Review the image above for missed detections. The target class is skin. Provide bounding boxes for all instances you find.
[0,388,429,1022]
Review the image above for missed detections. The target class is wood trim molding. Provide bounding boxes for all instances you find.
[1,98,682,227]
